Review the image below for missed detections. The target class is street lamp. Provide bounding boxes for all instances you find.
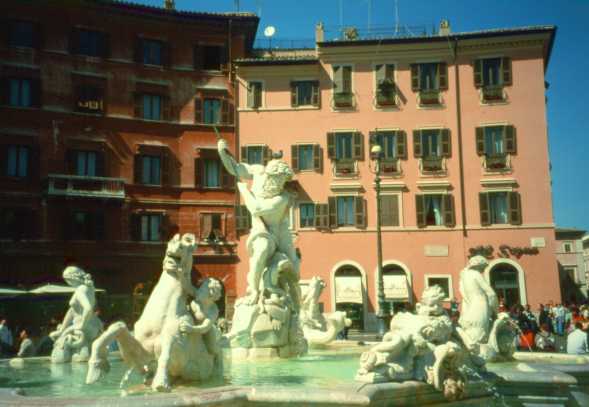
[370,144,389,339]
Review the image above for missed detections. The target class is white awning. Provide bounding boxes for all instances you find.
[383,274,409,300]
[335,276,363,304]
[28,284,105,294]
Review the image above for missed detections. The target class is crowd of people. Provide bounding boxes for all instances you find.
[0,317,58,358]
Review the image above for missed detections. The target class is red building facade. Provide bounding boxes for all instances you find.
[0,0,258,316]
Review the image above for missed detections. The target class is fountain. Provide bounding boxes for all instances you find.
[2,144,589,406]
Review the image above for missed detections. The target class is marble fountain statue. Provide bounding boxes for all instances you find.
[2,142,589,406]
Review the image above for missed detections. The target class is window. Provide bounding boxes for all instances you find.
[380,195,400,227]
[9,21,35,48]
[411,62,447,105]
[332,65,353,107]
[336,133,353,160]
[291,144,321,172]
[369,131,407,170]
[76,86,104,114]
[235,205,251,233]
[200,213,223,242]
[140,155,161,185]
[140,213,162,242]
[336,196,356,226]
[413,129,451,171]
[327,132,363,176]
[70,211,104,241]
[299,203,315,228]
[563,242,573,253]
[416,194,455,228]
[202,45,225,70]
[142,39,163,65]
[325,196,365,228]
[0,208,34,240]
[203,158,221,188]
[476,126,516,170]
[6,145,30,178]
[74,151,97,176]
[375,64,396,106]
[474,57,512,101]
[247,81,263,109]
[78,30,103,57]
[426,276,452,300]
[9,79,32,107]
[241,145,270,165]
[479,191,522,226]
[142,94,162,120]
[203,98,221,124]
[291,81,320,107]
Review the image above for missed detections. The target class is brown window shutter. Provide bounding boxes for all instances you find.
[134,93,143,118]
[200,213,212,240]
[221,162,234,189]
[0,144,7,176]
[31,79,41,108]
[441,129,451,158]
[194,157,201,188]
[502,57,512,86]
[438,62,448,90]
[134,154,142,184]
[221,98,230,124]
[100,32,110,59]
[333,66,343,92]
[247,83,255,108]
[193,44,203,70]
[354,197,366,228]
[291,144,299,172]
[160,213,170,241]
[474,59,483,88]
[413,130,423,158]
[415,194,426,228]
[253,83,262,108]
[479,192,490,226]
[311,81,320,107]
[134,38,143,64]
[69,28,80,55]
[353,132,364,160]
[162,42,171,68]
[194,96,203,123]
[227,99,234,125]
[327,132,336,159]
[504,125,517,154]
[476,127,485,155]
[397,130,407,159]
[95,151,105,177]
[380,195,393,226]
[390,194,400,226]
[29,145,40,183]
[0,77,9,105]
[313,144,322,172]
[241,146,247,162]
[263,145,273,165]
[328,197,337,229]
[162,95,171,121]
[66,149,76,174]
[443,194,455,227]
[161,151,170,186]
[290,82,298,107]
[508,191,522,225]
[314,203,328,230]
[411,64,420,91]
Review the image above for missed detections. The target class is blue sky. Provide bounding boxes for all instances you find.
[143,0,588,232]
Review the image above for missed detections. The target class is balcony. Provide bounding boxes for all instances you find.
[333,159,357,177]
[421,156,444,173]
[482,85,505,102]
[381,158,399,175]
[333,92,354,108]
[376,91,396,107]
[419,89,441,106]
[484,154,510,172]
[45,174,125,200]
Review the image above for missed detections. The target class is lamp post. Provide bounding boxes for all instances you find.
[370,144,389,339]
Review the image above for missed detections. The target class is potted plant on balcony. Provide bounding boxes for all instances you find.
[377,79,396,106]
[334,92,353,108]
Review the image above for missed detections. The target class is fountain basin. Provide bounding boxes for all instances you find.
[1,347,588,406]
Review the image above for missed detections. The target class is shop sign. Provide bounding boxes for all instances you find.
[469,244,539,259]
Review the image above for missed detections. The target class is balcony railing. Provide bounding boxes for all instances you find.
[381,158,399,174]
[482,85,505,102]
[419,89,441,105]
[376,91,396,107]
[45,174,126,200]
[484,154,509,171]
[333,92,354,108]
[334,159,357,176]
[421,156,444,172]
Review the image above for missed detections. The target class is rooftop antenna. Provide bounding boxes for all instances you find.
[264,25,276,52]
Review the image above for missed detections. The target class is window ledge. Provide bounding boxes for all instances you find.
[238,105,320,112]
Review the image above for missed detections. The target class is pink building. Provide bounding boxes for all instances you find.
[232,23,558,331]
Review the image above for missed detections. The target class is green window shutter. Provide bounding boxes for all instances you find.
[443,194,455,227]
[353,132,364,160]
[479,192,490,226]
[415,194,426,228]
[508,191,522,225]
[194,158,202,188]
[313,144,322,172]
[221,98,234,125]
[504,125,517,154]
[133,154,142,184]
[327,132,336,159]
[441,129,451,158]
[476,127,485,156]
[380,195,393,226]
[314,203,328,230]
[194,96,203,123]
[354,197,366,229]
[254,83,262,108]
[474,59,483,88]
[397,130,407,159]
[247,82,255,108]
[263,145,272,165]
[438,62,448,90]
[290,82,298,107]
[291,144,299,172]
[413,130,423,158]
[342,66,352,93]
[311,81,320,107]
[502,57,512,86]
[411,64,420,91]
[328,197,337,229]
[333,66,343,92]
[390,194,400,227]
[241,146,247,163]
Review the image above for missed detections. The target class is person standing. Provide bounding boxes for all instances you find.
[566,322,588,355]
[0,318,13,356]
[16,329,35,358]
[554,304,566,336]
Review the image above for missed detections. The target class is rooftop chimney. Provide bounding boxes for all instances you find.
[315,22,325,43]
[164,0,175,10]
[438,19,451,36]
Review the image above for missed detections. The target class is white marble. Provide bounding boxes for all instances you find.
[49,266,103,364]
[85,234,223,392]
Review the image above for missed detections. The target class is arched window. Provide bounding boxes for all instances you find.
[490,263,520,308]
[383,265,410,313]
[334,265,364,330]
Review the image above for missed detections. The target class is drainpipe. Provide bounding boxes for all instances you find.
[452,38,468,238]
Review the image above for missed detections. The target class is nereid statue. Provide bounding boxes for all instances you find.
[50,266,103,364]
[218,138,307,358]
[85,234,223,392]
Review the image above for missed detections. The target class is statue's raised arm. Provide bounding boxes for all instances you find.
[217,138,258,181]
